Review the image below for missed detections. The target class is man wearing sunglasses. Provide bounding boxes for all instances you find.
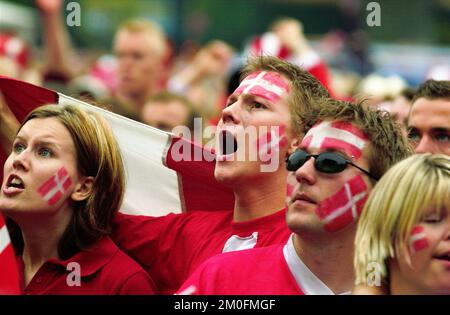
[177,99,412,295]
[112,56,330,294]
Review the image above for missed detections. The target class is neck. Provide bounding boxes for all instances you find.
[293,230,356,294]
[233,171,287,222]
[15,206,72,285]
[116,86,156,110]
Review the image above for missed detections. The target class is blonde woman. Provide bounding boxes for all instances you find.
[0,104,156,294]
[354,154,450,294]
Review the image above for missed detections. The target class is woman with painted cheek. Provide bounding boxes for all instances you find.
[0,104,156,295]
[354,154,450,295]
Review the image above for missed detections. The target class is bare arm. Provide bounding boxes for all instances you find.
[36,0,77,79]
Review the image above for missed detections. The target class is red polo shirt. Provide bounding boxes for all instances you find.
[18,236,156,295]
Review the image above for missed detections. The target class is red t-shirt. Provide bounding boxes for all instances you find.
[177,243,304,295]
[112,208,291,294]
[18,236,156,295]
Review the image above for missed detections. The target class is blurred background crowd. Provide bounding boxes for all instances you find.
[0,0,449,136]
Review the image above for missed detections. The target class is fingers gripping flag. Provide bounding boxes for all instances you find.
[0,76,234,216]
[0,214,21,294]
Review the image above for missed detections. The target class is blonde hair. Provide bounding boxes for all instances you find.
[13,104,125,259]
[354,154,450,286]
[116,19,168,58]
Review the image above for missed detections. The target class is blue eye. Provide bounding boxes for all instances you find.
[13,143,25,154]
[407,129,420,142]
[435,133,450,143]
[38,148,52,158]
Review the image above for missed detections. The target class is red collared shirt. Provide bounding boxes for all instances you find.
[18,236,156,295]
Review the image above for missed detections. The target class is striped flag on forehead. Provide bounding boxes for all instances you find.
[235,71,289,102]
[0,215,21,294]
[302,121,368,160]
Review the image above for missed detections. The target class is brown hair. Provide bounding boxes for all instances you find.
[412,79,450,103]
[9,104,125,259]
[299,98,413,182]
[241,56,330,135]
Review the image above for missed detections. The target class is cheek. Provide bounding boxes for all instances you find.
[315,175,369,233]
[408,225,430,255]
[255,125,288,161]
[37,167,73,206]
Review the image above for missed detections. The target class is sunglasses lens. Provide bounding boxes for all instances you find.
[286,150,308,172]
[315,153,347,173]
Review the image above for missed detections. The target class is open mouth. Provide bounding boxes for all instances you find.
[7,175,25,189]
[434,254,450,262]
[217,130,238,161]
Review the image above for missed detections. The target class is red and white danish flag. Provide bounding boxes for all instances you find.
[235,71,289,102]
[315,175,368,233]
[0,76,234,216]
[409,226,429,254]
[302,121,368,160]
[0,214,21,294]
[37,167,72,206]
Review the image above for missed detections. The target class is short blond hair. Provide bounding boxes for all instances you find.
[116,19,168,57]
[354,154,450,286]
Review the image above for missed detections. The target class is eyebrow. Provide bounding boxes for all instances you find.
[430,127,450,133]
[15,135,61,150]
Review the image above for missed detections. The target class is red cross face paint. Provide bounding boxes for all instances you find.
[408,225,429,254]
[37,167,72,206]
[234,71,290,103]
[256,125,288,162]
[302,121,368,160]
[315,175,368,233]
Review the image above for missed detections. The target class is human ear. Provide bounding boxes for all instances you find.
[71,176,94,202]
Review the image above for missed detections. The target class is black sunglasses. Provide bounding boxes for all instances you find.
[285,150,379,181]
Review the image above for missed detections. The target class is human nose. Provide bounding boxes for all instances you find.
[414,135,437,154]
[294,156,316,186]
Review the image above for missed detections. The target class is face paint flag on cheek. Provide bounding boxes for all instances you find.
[315,175,368,233]
[234,71,289,103]
[408,226,429,254]
[257,125,288,162]
[38,167,72,206]
[302,121,368,160]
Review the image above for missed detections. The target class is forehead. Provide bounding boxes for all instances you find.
[19,117,73,146]
[114,30,156,51]
[234,71,290,99]
[409,98,450,130]
[301,120,368,159]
